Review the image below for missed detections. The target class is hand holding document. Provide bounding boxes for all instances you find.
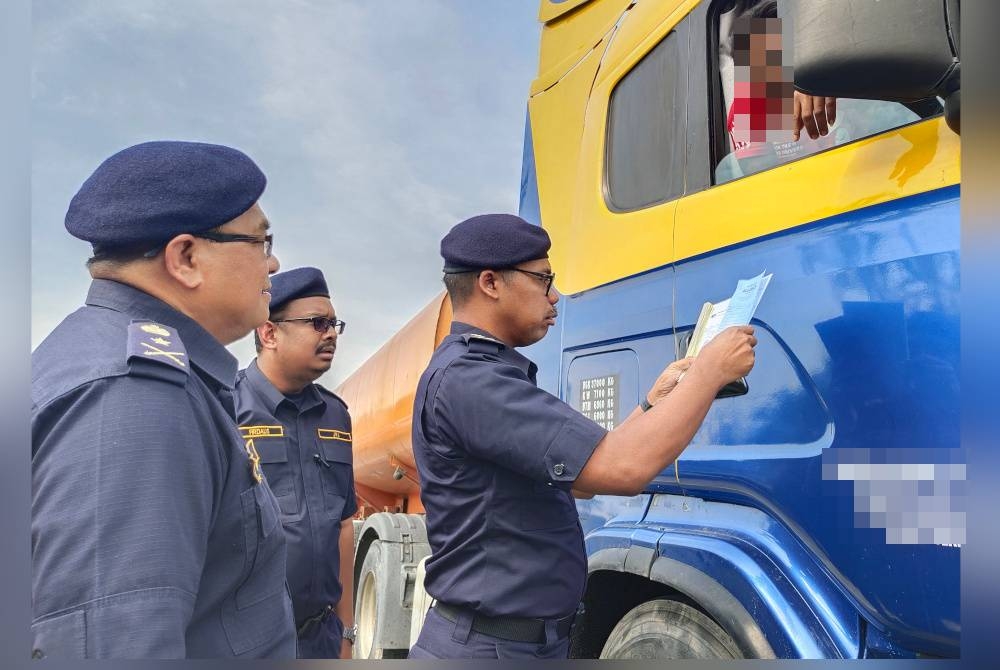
[687,271,772,358]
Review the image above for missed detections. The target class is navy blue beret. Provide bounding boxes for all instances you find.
[65,140,266,250]
[269,267,330,313]
[440,213,551,272]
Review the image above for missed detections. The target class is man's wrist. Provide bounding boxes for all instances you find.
[684,364,727,393]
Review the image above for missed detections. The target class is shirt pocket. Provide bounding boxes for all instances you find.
[316,438,353,519]
[223,484,291,655]
[235,484,284,609]
[254,438,298,516]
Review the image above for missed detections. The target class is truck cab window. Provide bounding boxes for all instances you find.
[711,0,943,185]
[606,30,685,212]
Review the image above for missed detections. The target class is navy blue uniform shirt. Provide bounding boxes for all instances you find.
[235,360,357,657]
[412,322,608,620]
[31,279,297,659]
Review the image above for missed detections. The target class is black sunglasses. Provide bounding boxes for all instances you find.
[272,316,346,334]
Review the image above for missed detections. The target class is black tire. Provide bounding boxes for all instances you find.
[599,598,744,659]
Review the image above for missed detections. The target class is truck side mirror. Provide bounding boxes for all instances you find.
[790,0,960,134]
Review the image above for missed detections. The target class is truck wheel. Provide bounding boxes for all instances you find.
[599,599,743,659]
[352,514,431,658]
[355,539,386,659]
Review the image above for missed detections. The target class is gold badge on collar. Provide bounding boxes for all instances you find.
[140,340,186,367]
[244,438,264,484]
[127,321,188,372]
[140,323,172,337]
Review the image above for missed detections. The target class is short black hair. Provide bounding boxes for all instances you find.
[442,272,478,308]
[85,244,159,271]
[443,269,517,308]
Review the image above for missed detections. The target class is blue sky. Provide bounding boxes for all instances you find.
[32,0,541,386]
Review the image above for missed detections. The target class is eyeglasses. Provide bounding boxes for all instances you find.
[193,231,274,258]
[272,316,347,334]
[510,268,556,296]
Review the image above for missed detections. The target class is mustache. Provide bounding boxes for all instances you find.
[547,309,558,319]
[316,343,337,354]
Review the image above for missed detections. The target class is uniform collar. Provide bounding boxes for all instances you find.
[244,358,323,414]
[450,321,538,380]
[85,278,238,390]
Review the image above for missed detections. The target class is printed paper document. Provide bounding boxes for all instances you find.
[687,271,772,357]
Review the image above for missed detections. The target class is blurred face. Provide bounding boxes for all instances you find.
[498,257,560,347]
[731,16,794,146]
[198,203,280,343]
[271,296,339,381]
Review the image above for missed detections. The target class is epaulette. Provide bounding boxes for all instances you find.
[462,332,506,355]
[316,383,349,410]
[125,320,190,385]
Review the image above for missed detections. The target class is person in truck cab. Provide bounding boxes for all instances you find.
[717,0,837,181]
[714,0,940,184]
[406,213,757,659]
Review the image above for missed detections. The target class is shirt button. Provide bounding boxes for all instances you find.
[553,463,565,476]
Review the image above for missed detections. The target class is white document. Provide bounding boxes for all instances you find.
[687,271,772,357]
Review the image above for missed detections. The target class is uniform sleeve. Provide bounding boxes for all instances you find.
[342,470,359,520]
[430,356,607,489]
[31,374,219,658]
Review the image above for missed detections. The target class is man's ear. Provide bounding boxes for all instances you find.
[257,321,280,350]
[162,234,203,289]
[476,270,502,300]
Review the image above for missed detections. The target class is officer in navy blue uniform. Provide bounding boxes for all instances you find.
[235,267,358,659]
[408,213,758,659]
[31,141,296,658]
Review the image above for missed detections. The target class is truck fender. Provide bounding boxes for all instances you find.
[587,547,776,659]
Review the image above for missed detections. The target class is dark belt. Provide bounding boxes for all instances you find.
[433,601,576,644]
[297,604,335,637]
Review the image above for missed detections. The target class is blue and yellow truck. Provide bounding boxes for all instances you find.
[337,0,961,659]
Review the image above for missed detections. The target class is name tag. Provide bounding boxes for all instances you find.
[239,425,285,439]
[317,428,351,442]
